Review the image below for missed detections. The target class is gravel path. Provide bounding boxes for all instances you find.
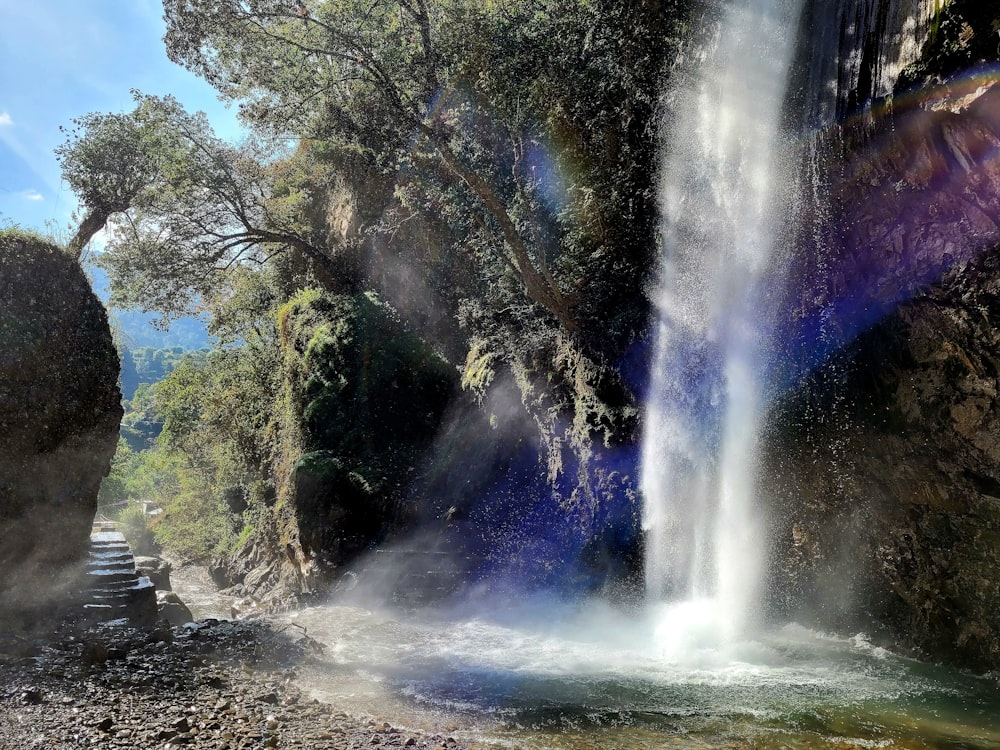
[0,618,470,750]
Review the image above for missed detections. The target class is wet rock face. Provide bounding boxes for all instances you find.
[793,0,937,125]
[784,78,1000,378]
[763,51,1000,668]
[0,231,122,607]
[766,249,1000,670]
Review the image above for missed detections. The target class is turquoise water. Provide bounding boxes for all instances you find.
[282,599,1000,750]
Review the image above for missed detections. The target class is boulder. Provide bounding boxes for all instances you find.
[0,230,121,610]
[134,556,172,591]
[156,590,194,626]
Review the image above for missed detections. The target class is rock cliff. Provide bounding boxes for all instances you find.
[765,12,1000,667]
[0,230,122,611]
[212,290,456,607]
[766,249,1000,669]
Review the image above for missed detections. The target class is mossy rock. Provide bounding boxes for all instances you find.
[279,291,457,567]
[897,2,1000,91]
[293,450,380,561]
[0,229,122,605]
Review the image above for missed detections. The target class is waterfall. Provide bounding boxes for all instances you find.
[641,0,805,643]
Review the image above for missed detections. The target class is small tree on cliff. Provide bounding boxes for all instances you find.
[56,103,167,259]
[57,93,340,319]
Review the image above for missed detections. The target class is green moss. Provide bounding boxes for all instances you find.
[275,288,458,563]
[461,339,496,396]
[0,227,65,255]
[294,450,344,478]
[234,523,255,550]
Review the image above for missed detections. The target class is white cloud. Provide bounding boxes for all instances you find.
[22,189,43,201]
[0,112,12,127]
[0,122,61,195]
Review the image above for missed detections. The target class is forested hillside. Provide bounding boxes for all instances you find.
[68,0,687,598]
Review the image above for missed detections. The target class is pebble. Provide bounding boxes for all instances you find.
[0,619,468,750]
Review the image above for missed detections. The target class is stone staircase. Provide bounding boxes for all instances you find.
[82,525,157,625]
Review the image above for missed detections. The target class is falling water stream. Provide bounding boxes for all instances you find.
[640,0,803,640]
[226,1,1000,747]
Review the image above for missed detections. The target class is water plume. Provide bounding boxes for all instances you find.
[641,0,805,641]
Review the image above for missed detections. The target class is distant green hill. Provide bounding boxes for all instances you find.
[120,345,210,398]
[85,261,211,351]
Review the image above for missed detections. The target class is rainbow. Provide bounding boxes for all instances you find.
[777,63,1000,386]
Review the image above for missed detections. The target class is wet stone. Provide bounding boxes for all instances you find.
[0,618,470,750]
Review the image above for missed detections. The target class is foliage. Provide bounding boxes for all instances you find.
[96,273,282,561]
[100,417,243,561]
[278,288,457,559]
[155,1,679,481]
[97,437,136,508]
[131,346,203,383]
[107,439,232,562]
[120,383,164,451]
[117,501,159,557]
[55,102,171,257]
[118,346,208,452]
[70,0,681,373]
[150,454,235,561]
[283,289,455,466]
[138,276,285,560]
[56,92,339,322]
[69,0,689,580]
[0,226,60,255]
[162,0,585,330]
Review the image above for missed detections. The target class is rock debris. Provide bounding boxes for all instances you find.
[0,618,468,750]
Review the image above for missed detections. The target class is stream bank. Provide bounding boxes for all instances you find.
[0,617,471,750]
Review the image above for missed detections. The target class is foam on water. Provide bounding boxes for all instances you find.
[281,598,1000,750]
[291,601,910,697]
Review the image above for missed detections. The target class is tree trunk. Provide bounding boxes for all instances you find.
[428,131,578,332]
[67,208,111,260]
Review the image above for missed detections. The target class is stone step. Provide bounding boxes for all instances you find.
[87,557,136,573]
[89,549,133,562]
[92,593,133,604]
[86,569,140,586]
[90,544,132,557]
[90,544,132,555]
[90,537,128,544]
[86,557,135,570]
[80,530,157,626]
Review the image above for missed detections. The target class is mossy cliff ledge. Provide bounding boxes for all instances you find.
[0,231,122,608]
[214,290,456,606]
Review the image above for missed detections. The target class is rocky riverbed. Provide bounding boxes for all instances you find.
[0,617,470,750]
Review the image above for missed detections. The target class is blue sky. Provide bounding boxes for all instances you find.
[0,0,241,234]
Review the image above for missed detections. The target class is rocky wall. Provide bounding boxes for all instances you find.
[0,230,122,610]
[765,250,1000,668]
[765,65,1000,668]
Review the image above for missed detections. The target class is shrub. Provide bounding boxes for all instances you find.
[117,501,158,556]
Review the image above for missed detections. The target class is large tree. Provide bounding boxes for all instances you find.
[163,0,578,331]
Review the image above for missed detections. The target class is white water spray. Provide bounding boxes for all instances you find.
[642,0,804,644]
